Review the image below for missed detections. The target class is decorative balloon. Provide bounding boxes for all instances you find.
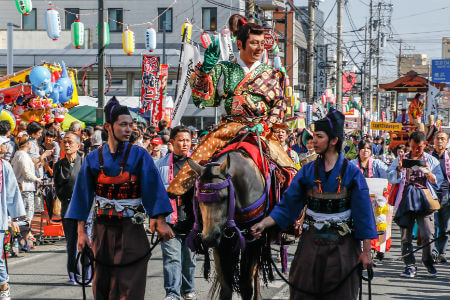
[200,32,212,49]
[29,66,52,97]
[45,8,61,40]
[181,21,192,43]
[97,22,110,47]
[71,19,85,49]
[145,27,156,52]
[15,0,32,15]
[50,61,74,104]
[122,27,135,55]
[53,107,67,123]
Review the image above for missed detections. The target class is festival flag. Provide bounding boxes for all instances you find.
[151,64,168,126]
[140,55,160,112]
[172,43,201,126]
[426,83,440,119]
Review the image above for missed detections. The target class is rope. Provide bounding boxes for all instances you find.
[269,257,373,298]
[396,230,450,261]
[75,233,161,300]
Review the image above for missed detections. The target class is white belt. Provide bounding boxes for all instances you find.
[95,196,142,212]
[305,208,352,230]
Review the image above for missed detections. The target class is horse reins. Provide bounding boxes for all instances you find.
[75,233,161,300]
[396,230,450,261]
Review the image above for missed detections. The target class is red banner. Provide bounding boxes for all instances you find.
[140,55,160,112]
[151,64,168,126]
[342,72,356,93]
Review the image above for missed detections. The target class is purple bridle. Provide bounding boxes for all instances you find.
[187,161,272,253]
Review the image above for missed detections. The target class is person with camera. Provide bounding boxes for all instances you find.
[65,98,174,300]
[155,126,197,300]
[387,131,443,278]
[430,130,450,263]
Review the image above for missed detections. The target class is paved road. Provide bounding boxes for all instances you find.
[6,227,450,300]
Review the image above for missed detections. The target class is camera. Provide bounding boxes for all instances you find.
[402,159,426,169]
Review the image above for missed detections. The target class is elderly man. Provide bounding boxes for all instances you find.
[388,131,443,278]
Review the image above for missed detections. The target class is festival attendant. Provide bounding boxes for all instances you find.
[408,93,424,124]
[0,136,26,300]
[430,131,450,263]
[155,126,196,300]
[65,98,174,300]
[54,132,86,285]
[395,108,410,125]
[251,109,377,300]
[298,128,318,168]
[168,14,295,197]
[387,131,442,278]
[275,127,300,168]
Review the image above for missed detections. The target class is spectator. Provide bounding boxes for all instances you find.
[0,121,15,162]
[155,126,196,300]
[11,134,43,223]
[69,121,82,136]
[150,137,164,162]
[82,127,94,154]
[16,121,28,136]
[40,130,60,178]
[0,136,26,300]
[161,135,170,156]
[158,120,169,133]
[395,144,406,157]
[387,131,442,278]
[26,122,46,213]
[395,108,410,125]
[146,126,158,139]
[372,136,382,156]
[54,132,86,284]
[275,128,299,167]
[129,131,139,145]
[291,130,308,155]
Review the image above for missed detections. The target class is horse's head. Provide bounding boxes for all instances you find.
[188,156,231,248]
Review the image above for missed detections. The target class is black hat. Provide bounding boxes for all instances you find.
[104,96,131,124]
[314,108,345,139]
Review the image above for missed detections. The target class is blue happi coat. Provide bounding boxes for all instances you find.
[350,158,388,178]
[65,143,173,221]
[270,154,378,240]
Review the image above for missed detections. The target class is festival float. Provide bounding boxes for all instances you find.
[0,61,79,132]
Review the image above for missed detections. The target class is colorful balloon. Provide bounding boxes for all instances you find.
[29,66,52,96]
[50,61,74,104]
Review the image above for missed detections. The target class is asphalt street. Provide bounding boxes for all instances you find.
[6,227,450,300]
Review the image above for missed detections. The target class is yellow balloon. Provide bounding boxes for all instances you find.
[0,110,16,132]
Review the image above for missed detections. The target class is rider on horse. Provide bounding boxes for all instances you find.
[167,15,295,197]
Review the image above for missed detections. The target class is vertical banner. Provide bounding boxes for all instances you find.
[151,64,168,126]
[140,55,160,112]
[315,45,328,99]
[388,91,397,112]
[426,83,440,119]
[172,43,201,126]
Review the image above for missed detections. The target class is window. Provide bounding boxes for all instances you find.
[108,8,123,32]
[65,8,80,30]
[22,8,36,30]
[158,8,172,32]
[202,8,217,31]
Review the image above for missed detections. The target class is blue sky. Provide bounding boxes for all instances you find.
[294,0,450,79]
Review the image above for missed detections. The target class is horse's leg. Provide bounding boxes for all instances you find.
[210,249,233,300]
[239,246,263,300]
[252,265,262,300]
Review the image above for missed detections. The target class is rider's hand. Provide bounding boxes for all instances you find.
[249,123,264,135]
[151,216,175,242]
[200,36,220,73]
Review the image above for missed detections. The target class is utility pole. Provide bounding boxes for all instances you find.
[7,23,19,75]
[97,0,105,125]
[248,0,255,22]
[397,40,402,78]
[376,2,382,121]
[363,19,368,108]
[336,0,343,112]
[368,0,373,122]
[163,20,167,65]
[307,0,315,104]
[284,10,288,70]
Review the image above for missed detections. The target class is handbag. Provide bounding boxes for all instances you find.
[422,188,441,212]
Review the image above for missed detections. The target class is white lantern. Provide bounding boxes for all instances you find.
[45,8,61,40]
[145,27,156,52]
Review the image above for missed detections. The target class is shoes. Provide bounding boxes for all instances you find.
[375,251,385,261]
[425,264,437,278]
[436,254,447,264]
[0,285,10,300]
[164,296,178,300]
[400,265,417,278]
[184,292,197,300]
[65,278,77,286]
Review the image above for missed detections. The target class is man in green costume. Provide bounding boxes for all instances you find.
[168,17,295,196]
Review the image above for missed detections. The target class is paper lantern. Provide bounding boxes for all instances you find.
[290,95,297,107]
[273,56,282,69]
[285,86,292,98]
[71,19,85,49]
[200,32,212,49]
[299,102,307,113]
[122,27,135,55]
[145,27,156,52]
[15,0,32,15]
[321,94,326,105]
[181,22,192,43]
[312,103,317,114]
[45,8,61,40]
[97,22,110,47]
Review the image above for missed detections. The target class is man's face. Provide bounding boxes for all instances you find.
[171,132,191,157]
[434,132,448,150]
[45,135,55,145]
[151,143,162,152]
[313,131,331,154]
[63,134,80,155]
[275,129,287,144]
[409,140,426,158]
[238,34,264,64]
[109,115,133,142]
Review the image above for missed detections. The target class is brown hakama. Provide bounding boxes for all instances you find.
[92,218,151,300]
[288,229,361,300]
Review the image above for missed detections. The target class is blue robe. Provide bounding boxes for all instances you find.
[65,143,172,221]
[0,159,25,230]
[270,154,377,240]
[350,158,388,178]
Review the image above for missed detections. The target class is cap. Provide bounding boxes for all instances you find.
[150,137,163,145]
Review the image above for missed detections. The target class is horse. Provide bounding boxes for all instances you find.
[188,147,274,300]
